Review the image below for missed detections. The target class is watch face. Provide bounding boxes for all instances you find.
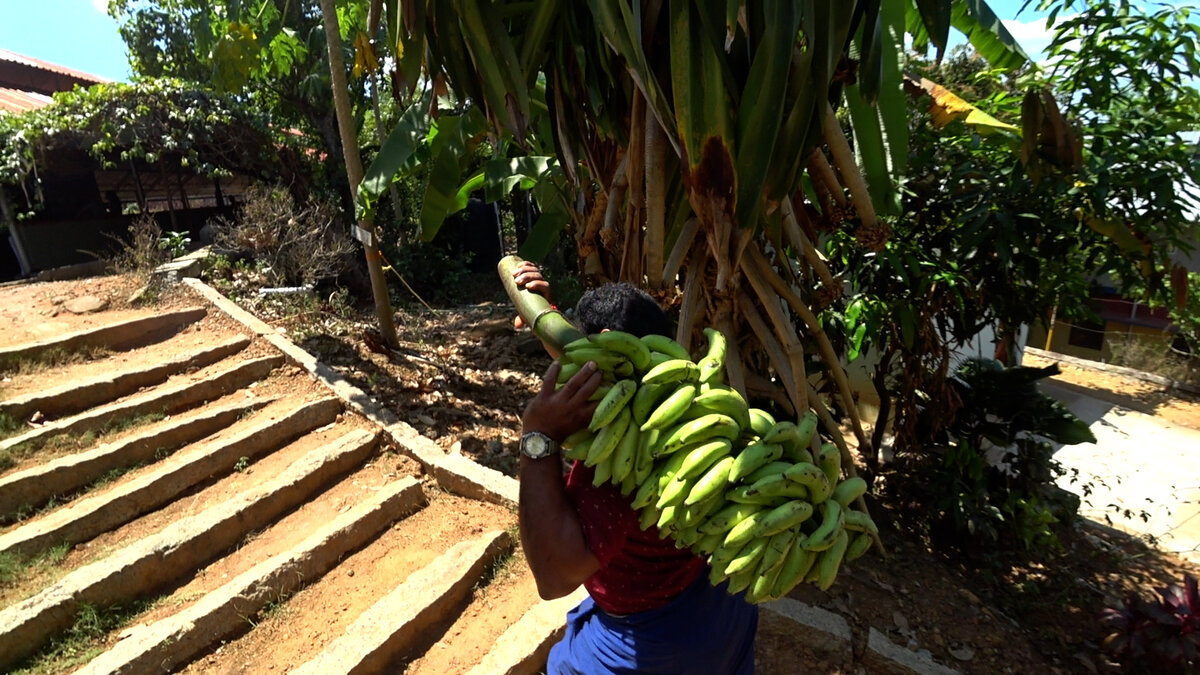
[522,433,554,458]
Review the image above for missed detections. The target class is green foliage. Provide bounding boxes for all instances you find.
[1035,0,1200,304]
[1167,272,1200,361]
[906,358,1094,551]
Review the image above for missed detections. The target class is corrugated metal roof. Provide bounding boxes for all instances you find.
[0,86,53,113]
[0,49,109,85]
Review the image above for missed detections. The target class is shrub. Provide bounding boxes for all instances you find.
[1101,573,1200,673]
[901,358,1096,551]
[209,184,355,288]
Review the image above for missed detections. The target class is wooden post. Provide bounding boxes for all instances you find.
[319,0,398,348]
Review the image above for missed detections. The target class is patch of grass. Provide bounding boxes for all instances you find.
[10,410,168,460]
[0,449,14,472]
[0,411,19,437]
[0,551,19,585]
[234,456,251,473]
[11,598,155,674]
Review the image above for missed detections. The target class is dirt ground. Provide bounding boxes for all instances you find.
[6,270,1200,673]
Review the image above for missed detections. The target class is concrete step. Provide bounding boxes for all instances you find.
[0,396,271,518]
[0,426,380,669]
[464,590,588,675]
[75,476,428,675]
[0,335,250,422]
[0,354,284,456]
[291,529,514,675]
[0,306,208,365]
[0,397,342,558]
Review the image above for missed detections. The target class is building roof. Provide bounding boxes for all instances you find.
[0,48,109,114]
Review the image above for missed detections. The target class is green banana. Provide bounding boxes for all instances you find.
[631,471,662,510]
[728,442,784,482]
[633,428,657,485]
[697,327,727,384]
[802,500,845,552]
[589,330,652,371]
[695,531,725,556]
[783,461,833,503]
[588,385,612,402]
[564,435,591,461]
[699,502,762,535]
[756,528,798,578]
[748,408,776,437]
[709,537,747,577]
[747,563,783,604]
[656,503,681,533]
[556,362,583,384]
[638,504,659,531]
[844,531,873,562]
[723,510,768,550]
[727,484,784,505]
[589,379,637,431]
[816,442,841,484]
[619,467,637,496]
[585,407,631,468]
[843,509,879,535]
[771,538,817,598]
[640,334,692,360]
[746,473,810,500]
[591,454,612,486]
[610,422,640,484]
[676,438,734,481]
[559,348,632,373]
[815,529,851,591]
[563,428,594,450]
[831,476,868,507]
[684,455,735,506]
[753,499,815,537]
[631,381,672,425]
[677,494,721,530]
[562,336,595,352]
[641,383,699,431]
[658,413,740,456]
[641,358,701,385]
[786,411,819,461]
[742,460,795,485]
[656,472,695,510]
[726,568,757,595]
[723,536,768,576]
[762,421,802,448]
[688,386,752,430]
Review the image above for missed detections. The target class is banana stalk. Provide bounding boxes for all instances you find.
[738,293,800,411]
[676,253,705,354]
[498,255,584,357]
[806,149,848,210]
[741,253,809,417]
[662,216,699,287]
[782,196,838,294]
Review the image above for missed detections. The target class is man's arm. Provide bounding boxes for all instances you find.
[519,361,603,599]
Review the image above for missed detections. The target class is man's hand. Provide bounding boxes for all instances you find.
[522,361,602,443]
[513,261,551,330]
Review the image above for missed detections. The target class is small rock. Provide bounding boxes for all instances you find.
[127,285,150,305]
[893,611,910,634]
[416,413,435,426]
[960,588,982,605]
[949,645,975,662]
[28,411,43,424]
[347,569,355,577]
[64,295,108,314]
[450,440,463,454]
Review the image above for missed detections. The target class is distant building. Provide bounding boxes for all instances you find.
[0,48,108,114]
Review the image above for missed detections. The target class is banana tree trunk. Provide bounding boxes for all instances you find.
[498,255,584,358]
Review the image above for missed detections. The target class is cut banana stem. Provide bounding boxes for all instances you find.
[821,103,878,229]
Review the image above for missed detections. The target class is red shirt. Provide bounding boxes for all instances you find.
[565,461,706,615]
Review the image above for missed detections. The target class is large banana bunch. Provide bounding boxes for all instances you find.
[558,328,877,603]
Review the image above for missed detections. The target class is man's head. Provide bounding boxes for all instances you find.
[574,283,672,338]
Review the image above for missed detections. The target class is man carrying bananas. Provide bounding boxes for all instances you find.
[513,262,758,674]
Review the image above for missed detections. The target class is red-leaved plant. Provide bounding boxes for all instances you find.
[1100,573,1199,673]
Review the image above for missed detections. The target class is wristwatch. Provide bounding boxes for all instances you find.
[519,431,559,459]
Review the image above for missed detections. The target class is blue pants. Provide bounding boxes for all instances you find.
[548,573,758,674]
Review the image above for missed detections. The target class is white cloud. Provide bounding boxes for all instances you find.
[91,0,109,13]
[1002,17,1058,45]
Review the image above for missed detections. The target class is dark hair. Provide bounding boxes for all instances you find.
[573,282,672,338]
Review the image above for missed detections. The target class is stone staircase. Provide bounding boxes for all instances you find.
[0,276,957,674]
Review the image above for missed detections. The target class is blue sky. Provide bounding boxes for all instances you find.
[0,0,1068,84]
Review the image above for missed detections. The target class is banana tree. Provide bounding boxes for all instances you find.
[357,1,1030,497]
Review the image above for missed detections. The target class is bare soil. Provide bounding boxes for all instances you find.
[250,270,1200,675]
[5,270,1200,673]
